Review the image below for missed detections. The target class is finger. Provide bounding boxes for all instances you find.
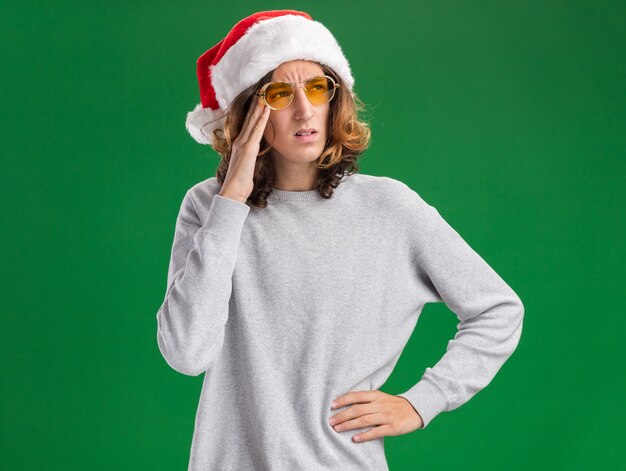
[242,101,269,144]
[352,424,395,443]
[330,403,378,427]
[239,97,265,142]
[249,103,270,141]
[331,390,376,410]
[247,96,264,123]
[331,411,382,432]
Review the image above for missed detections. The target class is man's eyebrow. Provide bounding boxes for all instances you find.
[274,76,319,83]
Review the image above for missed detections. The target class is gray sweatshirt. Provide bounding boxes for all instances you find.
[156,173,524,471]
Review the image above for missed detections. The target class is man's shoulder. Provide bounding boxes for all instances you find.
[188,176,220,197]
[185,176,220,201]
[182,177,222,220]
[348,173,429,207]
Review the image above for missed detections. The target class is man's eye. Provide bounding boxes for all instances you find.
[310,84,328,92]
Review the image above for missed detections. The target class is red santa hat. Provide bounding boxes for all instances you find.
[185,10,355,145]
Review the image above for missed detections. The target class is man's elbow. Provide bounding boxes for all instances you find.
[164,356,206,377]
[157,332,222,377]
[510,293,525,351]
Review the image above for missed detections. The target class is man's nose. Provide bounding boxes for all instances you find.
[293,86,314,120]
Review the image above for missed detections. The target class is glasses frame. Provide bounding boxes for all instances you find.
[254,75,340,110]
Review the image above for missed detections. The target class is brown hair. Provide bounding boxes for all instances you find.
[206,63,371,208]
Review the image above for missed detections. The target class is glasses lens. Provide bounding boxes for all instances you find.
[305,76,335,105]
[265,82,293,109]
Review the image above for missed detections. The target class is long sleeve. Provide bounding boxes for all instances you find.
[156,190,250,376]
[396,190,524,429]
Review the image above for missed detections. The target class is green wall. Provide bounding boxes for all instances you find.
[1,1,624,469]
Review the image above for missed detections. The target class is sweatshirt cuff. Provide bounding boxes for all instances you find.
[198,194,250,242]
[397,377,449,429]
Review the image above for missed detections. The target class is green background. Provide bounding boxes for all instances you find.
[2,1,624,469]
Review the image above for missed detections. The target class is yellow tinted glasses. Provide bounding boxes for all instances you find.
[254,75,340,110]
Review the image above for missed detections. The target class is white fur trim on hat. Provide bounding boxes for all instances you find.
[211,15,354,111]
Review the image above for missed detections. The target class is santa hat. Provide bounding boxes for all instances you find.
[185,10,355,145]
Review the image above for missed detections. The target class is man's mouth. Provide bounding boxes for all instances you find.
[295,128,318,136]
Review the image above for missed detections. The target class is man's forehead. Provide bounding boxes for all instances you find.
[273,62,323,81]
[273,75,320,83]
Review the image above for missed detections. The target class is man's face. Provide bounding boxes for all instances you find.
[262,60,330,166]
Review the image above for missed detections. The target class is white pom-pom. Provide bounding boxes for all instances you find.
[185,103,227,145]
